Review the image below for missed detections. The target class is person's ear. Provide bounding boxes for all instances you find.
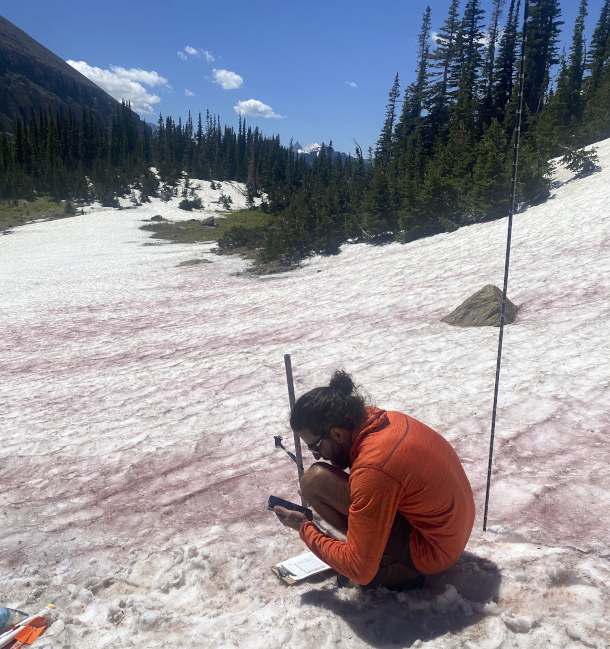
[330,427,350,444]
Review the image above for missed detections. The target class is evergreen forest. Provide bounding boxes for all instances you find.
[1,0,610,264]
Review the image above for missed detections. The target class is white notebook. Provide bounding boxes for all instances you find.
[272,551,331,583]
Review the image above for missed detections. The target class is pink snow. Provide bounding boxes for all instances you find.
[1,143,610,648]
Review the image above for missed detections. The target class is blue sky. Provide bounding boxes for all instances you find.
[3,0,606,155]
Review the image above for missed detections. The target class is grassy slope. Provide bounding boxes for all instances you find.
[140,209,270,245]
[0,196,81,231]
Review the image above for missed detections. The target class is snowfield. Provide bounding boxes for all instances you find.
[1,145,610,649]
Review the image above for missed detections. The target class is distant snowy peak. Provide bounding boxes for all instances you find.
[298,142,322,155]
[293,141,358,167]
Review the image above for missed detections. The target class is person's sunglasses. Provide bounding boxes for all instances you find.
[307,430,330,453]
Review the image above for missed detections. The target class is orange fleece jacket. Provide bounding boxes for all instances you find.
[299,407,475,584]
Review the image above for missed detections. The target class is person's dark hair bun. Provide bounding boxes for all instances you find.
[329,370,355,396]
[290,370,365,436]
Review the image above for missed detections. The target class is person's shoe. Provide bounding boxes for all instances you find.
[336,573,359,588]
[336,556,424,592]
[364,555,424,592]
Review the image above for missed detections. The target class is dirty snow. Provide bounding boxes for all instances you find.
[1,148,610,649]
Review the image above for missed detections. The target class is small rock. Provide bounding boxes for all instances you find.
[201,216,215,227]
[150,215,165,221]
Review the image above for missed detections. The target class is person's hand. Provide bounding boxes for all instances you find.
[274,506,308,531]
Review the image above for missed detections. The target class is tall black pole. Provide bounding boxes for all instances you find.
[483,0,530,532]
[284,354,307,507]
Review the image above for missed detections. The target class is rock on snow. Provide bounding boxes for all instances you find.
[1,145,610,649]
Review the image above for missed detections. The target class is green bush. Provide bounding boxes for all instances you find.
[217,224,263,250]
[178,197,203,211]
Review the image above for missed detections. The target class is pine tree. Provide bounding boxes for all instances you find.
[468,119,510,219]
[564,0,588,124]
[493,0,521,120]
[586,0,610,92]
[395,6,432,147]
[539,0,588,148]
[361,168,394,236]
[523,0,564,116]
[453,0,487,124]
[428,0,461,125]
[375,73,400,169]
[481,0,506,127]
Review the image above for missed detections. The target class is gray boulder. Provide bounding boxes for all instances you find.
[442,284,518,327]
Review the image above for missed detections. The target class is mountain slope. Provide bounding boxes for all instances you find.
[0,14,143,132]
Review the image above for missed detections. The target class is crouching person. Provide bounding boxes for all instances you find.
[274,371,475,591]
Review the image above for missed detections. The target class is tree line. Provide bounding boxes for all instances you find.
[1,0,609,263]
[0,102,304,208]
[238,0,609,262]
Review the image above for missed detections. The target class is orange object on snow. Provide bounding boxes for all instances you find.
[300,407,476,584]
[12,624,46,647]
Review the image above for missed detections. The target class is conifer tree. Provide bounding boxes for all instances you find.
[428,0,461,124]
[523,0,564,116]
[586,0,610,92]
[564,0,588,124]
[481,0,506,127]
[494,0,521,120]
[539,0,588,148]
[395,7,432,147]
[375,74,400,168]
[453,0,487,124]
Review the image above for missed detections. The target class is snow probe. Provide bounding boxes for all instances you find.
[283,354,307,507]
[483,0,530,532]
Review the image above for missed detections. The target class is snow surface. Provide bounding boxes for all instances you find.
[1,146,610,648]
[79,177,262,223]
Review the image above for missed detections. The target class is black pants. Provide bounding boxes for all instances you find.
[383,513,419,572]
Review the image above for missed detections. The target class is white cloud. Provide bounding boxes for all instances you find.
[66,60,167,114]
[110,66,170,88]
[345,81,357,88]
[233,99,283,119]
[185,89,196,97]
[213,69,243,90]
[178,46,215,63]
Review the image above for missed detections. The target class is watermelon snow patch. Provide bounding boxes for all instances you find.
[1,141,610,647]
